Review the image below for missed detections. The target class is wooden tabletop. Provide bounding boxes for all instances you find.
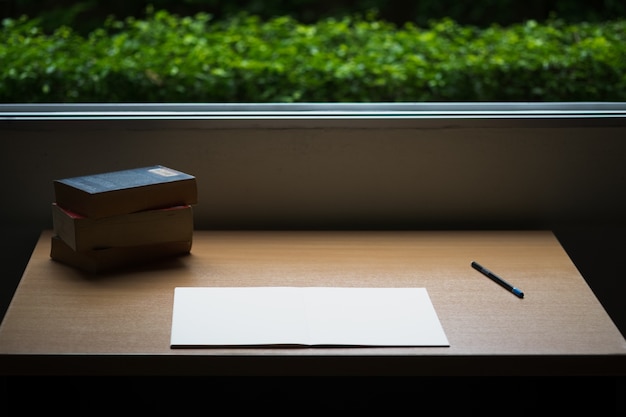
[1,230,624,376]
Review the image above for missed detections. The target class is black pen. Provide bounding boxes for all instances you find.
[471,261,524,298]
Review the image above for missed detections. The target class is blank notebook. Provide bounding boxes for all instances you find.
[170,287,450,348]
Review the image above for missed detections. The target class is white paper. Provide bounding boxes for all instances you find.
[170,287,449,348]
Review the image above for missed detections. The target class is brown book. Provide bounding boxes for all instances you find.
[52,203,194,251]
[50,234,192,273]
[53,165,197,219]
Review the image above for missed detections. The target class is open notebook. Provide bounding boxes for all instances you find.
[170,287,449,348]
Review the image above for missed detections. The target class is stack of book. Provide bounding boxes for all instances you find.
[50,165,198,273]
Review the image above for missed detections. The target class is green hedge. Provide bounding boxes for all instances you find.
[1,10,625,102]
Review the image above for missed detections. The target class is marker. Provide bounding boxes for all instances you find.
[471,261,524,298]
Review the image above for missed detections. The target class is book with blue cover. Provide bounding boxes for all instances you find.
[53,165,197,219]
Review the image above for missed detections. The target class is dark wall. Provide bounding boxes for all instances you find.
[2,116,625,231]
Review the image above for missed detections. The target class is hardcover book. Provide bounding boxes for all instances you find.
[53,165,197,219]
[52,203,194,252]
[50,234,192,273]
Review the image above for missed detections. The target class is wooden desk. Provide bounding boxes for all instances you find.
[1,230,625,376]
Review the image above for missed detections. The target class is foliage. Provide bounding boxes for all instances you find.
[1,10,625,102]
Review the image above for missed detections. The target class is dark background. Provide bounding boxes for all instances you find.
[2,0,626,34]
